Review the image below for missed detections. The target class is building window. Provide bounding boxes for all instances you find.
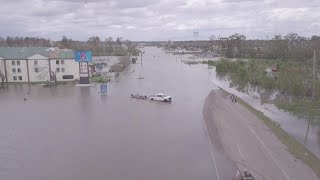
[35,68,39,73]
[61,68,65,72]
[17,61,21,66]
[18,76,22,80]
[34,60,38,65]
[17,68,21,73]
[12,61,15,65]
[61,60,65,65]
[56,60,59,65]
[13,76,17,81]
[63,75,74,79]
[56,68,60,72]
[12,68,16,73]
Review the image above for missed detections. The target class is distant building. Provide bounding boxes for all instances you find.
[0,47,79,83]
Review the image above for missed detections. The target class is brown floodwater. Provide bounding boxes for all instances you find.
[0,47,221,180]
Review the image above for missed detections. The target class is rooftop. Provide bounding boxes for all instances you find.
[0,47,74,60]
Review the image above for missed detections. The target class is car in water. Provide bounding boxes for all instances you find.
[149,93,172,102]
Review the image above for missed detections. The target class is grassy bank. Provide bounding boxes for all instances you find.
[220,88,320,178]
[91,75,112,83]
[182,60,216,65]
[275,99,320,123]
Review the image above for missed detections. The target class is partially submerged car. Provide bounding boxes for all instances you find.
[131,94,147,99]
[149,93,172,102]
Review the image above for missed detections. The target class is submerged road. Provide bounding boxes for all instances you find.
[203,90,319,180]
[0,47,218,180]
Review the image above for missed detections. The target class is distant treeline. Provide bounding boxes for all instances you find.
[0,37,52,47]
[0,36,140,56]
[164,33,320,61]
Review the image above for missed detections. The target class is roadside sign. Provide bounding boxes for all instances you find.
[100,84,107,94]
[74,51,92,62]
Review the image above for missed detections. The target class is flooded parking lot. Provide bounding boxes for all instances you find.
[0,47,219,180]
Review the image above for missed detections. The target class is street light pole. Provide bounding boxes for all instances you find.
[304,115,311,144]
[140,51,145,66]
[304,49,317,145]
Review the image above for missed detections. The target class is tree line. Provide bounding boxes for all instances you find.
[0,36,139,56]
[58,36,139,56]
[165,33,320,62]
[0,37,52,47]
[210,33,320,61]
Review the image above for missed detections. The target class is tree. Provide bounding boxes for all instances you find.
[105,37,113,43]
[0,71,5,85]
[310,36,320,49]
[61,36,72,49]
[6,36,14,46]
[105,37,114,54]
[88,36,101,44]
[273,35,283,40]
[229,33,246,57]
[87,36,101,54]
[116,37,122,45]
[209,35,216,41]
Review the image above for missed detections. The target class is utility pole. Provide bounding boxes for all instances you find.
[193,29,199,59]
[304,49,316,145]
[140,51,144,66]
[312,49,316,101]
[140,52,142,66]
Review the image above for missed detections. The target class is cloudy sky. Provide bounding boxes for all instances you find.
[1,0,320,41]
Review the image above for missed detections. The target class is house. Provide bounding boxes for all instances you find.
[271,65,278,72]
[0,47,79,83]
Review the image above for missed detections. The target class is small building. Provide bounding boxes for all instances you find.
[271,65,278,72]
[0,47,79,83]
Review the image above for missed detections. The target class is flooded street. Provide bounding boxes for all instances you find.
[1,46,319,180]
[0,47,219,180]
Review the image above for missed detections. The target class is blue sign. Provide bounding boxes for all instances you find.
[74,51,92,62]
[100,84,107,93]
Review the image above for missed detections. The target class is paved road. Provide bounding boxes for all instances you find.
[203,90,319,180]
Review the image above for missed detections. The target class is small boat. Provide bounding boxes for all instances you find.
[131,94,147,99]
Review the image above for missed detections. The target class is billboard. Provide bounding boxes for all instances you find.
[74,51,92,62]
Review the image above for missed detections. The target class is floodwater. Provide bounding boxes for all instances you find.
[0,47,220,180]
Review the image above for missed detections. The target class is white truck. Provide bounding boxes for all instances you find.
[149,93,172,102]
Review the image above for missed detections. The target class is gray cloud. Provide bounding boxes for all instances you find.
[0,0,319,41]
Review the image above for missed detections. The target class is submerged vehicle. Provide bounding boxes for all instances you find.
[131,94,147,99]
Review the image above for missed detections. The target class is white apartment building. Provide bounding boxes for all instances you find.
[0,47,80,83]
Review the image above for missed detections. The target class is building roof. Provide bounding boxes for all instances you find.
[58,49,74,59]
[0,47,50,59]
[0,47,74,60]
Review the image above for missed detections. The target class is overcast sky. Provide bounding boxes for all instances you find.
[1,0,320,41]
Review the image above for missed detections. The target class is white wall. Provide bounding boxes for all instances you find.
[0,58,80,83]
[6,60,28,82]
[0,60,5,74]
[50,59,80,81]
[28,59,50,82]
